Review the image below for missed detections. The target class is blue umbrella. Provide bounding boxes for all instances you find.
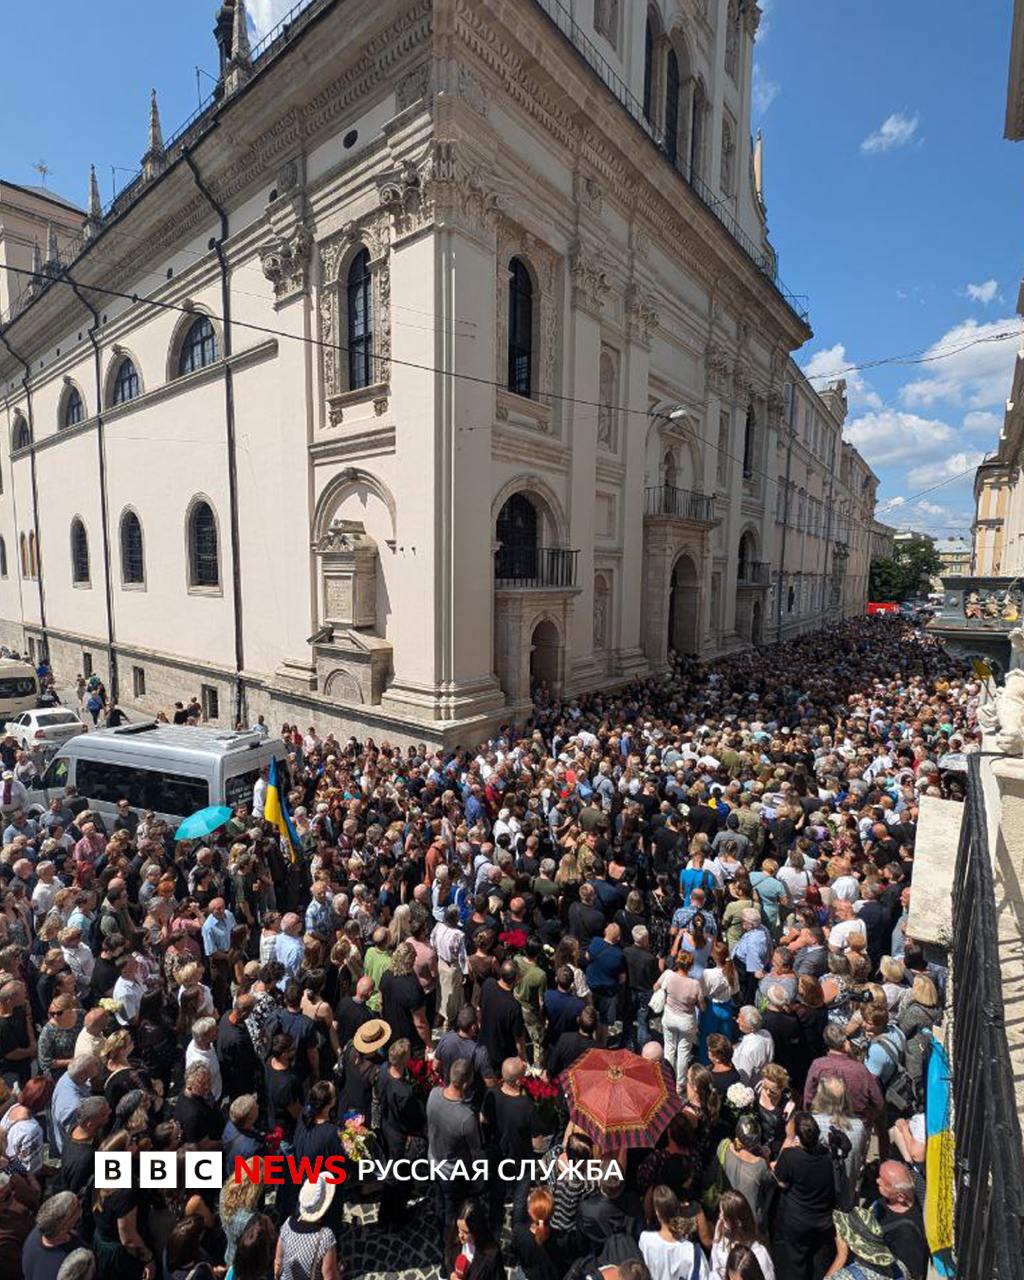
[175,805,234,841]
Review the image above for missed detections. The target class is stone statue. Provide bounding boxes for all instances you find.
[979,667,1024,756]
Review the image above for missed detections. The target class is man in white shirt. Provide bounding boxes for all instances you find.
[252,767,268,820]
[112,956,145,1027]
[30,860,60,922]
[732,1006,774,1084]
[185,1017,223,1100]
[828,899,868,953]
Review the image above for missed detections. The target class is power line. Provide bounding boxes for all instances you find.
[801,326,1020,385]
[0,262,983,544]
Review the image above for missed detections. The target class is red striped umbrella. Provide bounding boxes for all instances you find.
[557,1048,683,1150]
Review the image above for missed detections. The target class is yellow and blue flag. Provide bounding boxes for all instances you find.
[264,756,300,863]
[924,1031,955,1276]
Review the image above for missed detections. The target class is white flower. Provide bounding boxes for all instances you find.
[726,1083,755,1109]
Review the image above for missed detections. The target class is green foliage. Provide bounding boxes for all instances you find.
[869,537,942,602]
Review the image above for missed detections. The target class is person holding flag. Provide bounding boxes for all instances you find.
[264,756,300,865]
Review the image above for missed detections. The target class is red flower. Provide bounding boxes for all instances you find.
[499,928,528,951]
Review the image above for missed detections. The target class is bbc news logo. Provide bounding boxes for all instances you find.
[95,1152,348,1189]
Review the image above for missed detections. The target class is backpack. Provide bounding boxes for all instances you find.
[874,1035,917,1118]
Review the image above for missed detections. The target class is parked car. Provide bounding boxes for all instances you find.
[4,708,87,750]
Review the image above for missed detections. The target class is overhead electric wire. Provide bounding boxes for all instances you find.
[0,261,986,542]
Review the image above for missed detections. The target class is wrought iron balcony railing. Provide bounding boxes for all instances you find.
[738,561,770,587]
[643,485,716,524]
[495,546,579,589]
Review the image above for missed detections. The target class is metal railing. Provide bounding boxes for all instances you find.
[495,546,579,589]
[643,485,716,523]
[951,754,1024,1279]
[529,0,808,323]
[738,560,770,587]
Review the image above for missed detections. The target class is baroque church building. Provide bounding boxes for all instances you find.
[0,0,820,744]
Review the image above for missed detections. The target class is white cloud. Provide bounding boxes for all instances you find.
[801,342,882,410]
[246,0,292,38]
[899,316,1018,410]
[966,279,999,304]
[752,64,780,115]
[860,112,919,155]
[844,409,958,467]
[905,450,986,488]
[963,409,1002,438]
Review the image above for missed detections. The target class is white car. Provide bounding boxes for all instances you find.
[4,708,87,750]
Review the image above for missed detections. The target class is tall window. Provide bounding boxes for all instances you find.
[643,15,655,122]
[0,537,8,578]
[507,258,534,398]
[19,535,27,579]
[120,510,145,585]
[495,493,539,580]
[71,518,90,585]
[742,408,756,478]
[178,317,219,376]
[347,249,374,391]
[112,358,140,405]
[63,388,84,429]
[665,49,680,166]
[188,500,219,588]
[12,418,30,450]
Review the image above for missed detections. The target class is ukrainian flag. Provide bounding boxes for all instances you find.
[925,1031,955,1276]
[264,756,300,863]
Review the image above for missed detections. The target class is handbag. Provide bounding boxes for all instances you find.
[648,985,667,1015]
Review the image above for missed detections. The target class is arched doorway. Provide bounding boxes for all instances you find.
[530,619,560,694]
[668,554,699,656]
[751,599,763,646]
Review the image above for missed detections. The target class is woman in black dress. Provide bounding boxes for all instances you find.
[771,1111,837,1280]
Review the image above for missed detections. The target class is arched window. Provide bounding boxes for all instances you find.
[495,492,539,581]
[112,358,140,405]
[738,530,755,581]
[28,531,37,579]
[665,49,680,166]
[63,387,84,429]
[643,15,656,122]
[507,258,534,398]
[120,510,145,585]
[347,249,374,391]
[742,407,756,478]
[12,417,30,451]
[0,537,8,578]
[177,317,219,376]
[18,535,27,579]
[71,518,90,585]
[188,500,220,588]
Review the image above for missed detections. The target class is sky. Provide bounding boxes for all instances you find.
[1,1,1020,541]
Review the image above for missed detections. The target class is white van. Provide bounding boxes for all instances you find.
[0,660,40,720]
[28,723,287,826]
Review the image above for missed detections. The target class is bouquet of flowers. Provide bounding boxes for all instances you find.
[524,1075,562,1134]
[407,1053,444,1099]
[724,1082,756,1122]
[340,1111,372,1162]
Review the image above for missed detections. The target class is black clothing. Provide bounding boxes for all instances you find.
[623,945,659,994]
[57,1134,95,1195]
[764,1008,802,1079]
[0,1007,31,1085]
[877,1203,929,1280]
[217,1012,260,1101]
[335,996,372,1047]
[548,1031,597,1080]
[264,1062,303,1135]
[481,1086,536,1159]
[174,1091,225,1145]
[510,1226,560,1280]
[21,1229,85,1280]
[271,1008,318,1083]
[380,971,426,1052]
[567,901,605,946]
[478,979,525,1071]
[378,1067,425,1158]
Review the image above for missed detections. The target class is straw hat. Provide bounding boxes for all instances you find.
[298,1174,336,1223]
[353,1018,391,1055]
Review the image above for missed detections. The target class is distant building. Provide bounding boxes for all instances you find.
[972,457,1014,575]
[935,537,972,577]
[0,181,85,320]
[870,520,897,563]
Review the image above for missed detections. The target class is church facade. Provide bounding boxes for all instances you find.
[0,0,871,745]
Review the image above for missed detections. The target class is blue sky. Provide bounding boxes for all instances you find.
[2,1,1020,539]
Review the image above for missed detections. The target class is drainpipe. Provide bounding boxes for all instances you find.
[0,329,47,649]
[184,144,246,727]
[63,269,118,703]
[776,380,795,641]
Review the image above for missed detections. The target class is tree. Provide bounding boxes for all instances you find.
[869,537,942,602]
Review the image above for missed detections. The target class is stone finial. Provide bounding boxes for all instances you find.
[753,129,764,205]
[84,165,102,240]
[225,0,253,95]
[30,239,41,276]
[142,90,166,180]
[43,223,60,274]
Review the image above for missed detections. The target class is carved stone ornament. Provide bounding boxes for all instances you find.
[741,0,762,38]
[457,65,488,118]
[315,518,374,553]
[625,283,659,347]
[574,172,602,215]
[705,344,732,398]
[978,665,1024,756]
[569,243,610,317]
[260,225,313,302]
[766,387,787,424]
[396,63,431,112]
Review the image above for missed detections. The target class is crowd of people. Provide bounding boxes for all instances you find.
[0,617,978,1280]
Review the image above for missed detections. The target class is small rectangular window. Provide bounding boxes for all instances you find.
[132,666,146,698]
[82,652,93,678]
[201,684,220,722]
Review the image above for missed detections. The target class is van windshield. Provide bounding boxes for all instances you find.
[76,759,210,816]
[0,677,36,698]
